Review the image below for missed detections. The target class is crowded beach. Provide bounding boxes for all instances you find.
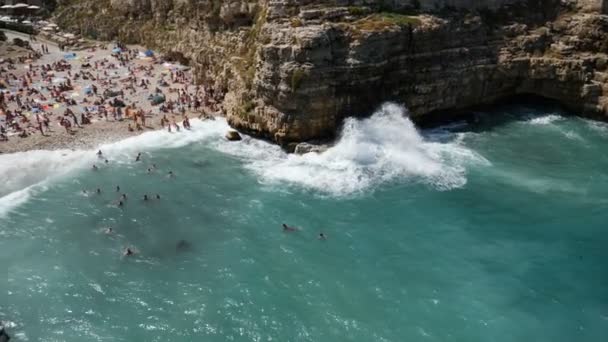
[0,29,222,154]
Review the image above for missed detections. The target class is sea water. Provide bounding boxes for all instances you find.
[1,103,607,341]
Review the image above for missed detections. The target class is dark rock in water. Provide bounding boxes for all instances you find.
[294,142,328,155]
[225,131,242,141]
[0,327,10,342]
[176,240,191,251]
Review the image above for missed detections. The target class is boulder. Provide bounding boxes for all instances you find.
[294,142,328,154]
[225,130,242,141]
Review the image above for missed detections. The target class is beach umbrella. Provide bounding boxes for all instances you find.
[42,26,54,31]
[28,6,40,10]
[47,23,58,27]
[0,5,14,9]
[12,3,30,9]
[22,20,32,24]
[63,33,76,39]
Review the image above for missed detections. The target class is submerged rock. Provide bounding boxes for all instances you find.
[0,327,10,342]
[225,131,242,141]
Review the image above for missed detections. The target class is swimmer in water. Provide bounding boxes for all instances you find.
[123,247,134,256]
[168,171,174,178]
[96,150,103,158]
[147,168,152,174]
[318,233,327,240]
[135,152,142,162]
[143,194,149,201]
[152,164,157,169]
[176,239,190,251]
[118,200,124,207]
[116,185,120,192]
[104,227,113,234]
[82,189,88,195]
[282,223,297,232]
[105,159,109,164]
[121,194,127,200]
[96,188,101,194]
[156,194,161,200]
[92,164,98,171]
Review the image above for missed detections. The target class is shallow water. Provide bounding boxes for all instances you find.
[1,104,608,341]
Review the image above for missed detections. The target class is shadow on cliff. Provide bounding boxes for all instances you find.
[415,94,574,133]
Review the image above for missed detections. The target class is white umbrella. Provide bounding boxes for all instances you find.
[12,4,30,9]
[63,33,75,39]
[42,26,54,31]
[22,20,32,24]
[47,23,58,27]
[1,5,14,9]
[28,6,40,10]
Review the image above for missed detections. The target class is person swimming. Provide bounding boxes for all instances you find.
[135,152,142,162]
[116,185,120,192]
[104,227,113,234]
[92,164,98,171]
[282,223,297,232]
[118,200,124,207]
[96,188,101,194]
[121,194,127,200]
[143,194,149,201]
[123,247,134,256]
[147,168,152,174]
[97,150,103,158]
[176,239,191,251]
[318,233,327,240]
[168,171,174,178]
[105,159,109,164]
[156,194,161,200]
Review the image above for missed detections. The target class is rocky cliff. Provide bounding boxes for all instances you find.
[54,0,608,145]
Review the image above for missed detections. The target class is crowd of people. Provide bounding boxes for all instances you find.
[0,33,223,143]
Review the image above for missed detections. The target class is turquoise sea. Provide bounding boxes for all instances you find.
[1,103,607,341]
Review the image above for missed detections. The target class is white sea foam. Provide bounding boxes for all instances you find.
[527,114,563,125]
[0,119,229,216]
[585,119,608,135]
[0,103,486,214]
[215,103,488,195]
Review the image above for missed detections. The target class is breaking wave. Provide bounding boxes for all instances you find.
[0,103,487,215]
[216,103,488,195]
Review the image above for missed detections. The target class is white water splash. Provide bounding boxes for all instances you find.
[0,103,487,215]
[527,114,563,125]
[215,103,488,195]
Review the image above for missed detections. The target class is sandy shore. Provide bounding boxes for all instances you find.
[1,29,216,155]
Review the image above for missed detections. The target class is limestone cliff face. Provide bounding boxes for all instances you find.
[54,0,608,145]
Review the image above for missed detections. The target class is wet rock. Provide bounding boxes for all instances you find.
[294,142,328,155]
[0,327,10,342]
[225,130,242,141]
